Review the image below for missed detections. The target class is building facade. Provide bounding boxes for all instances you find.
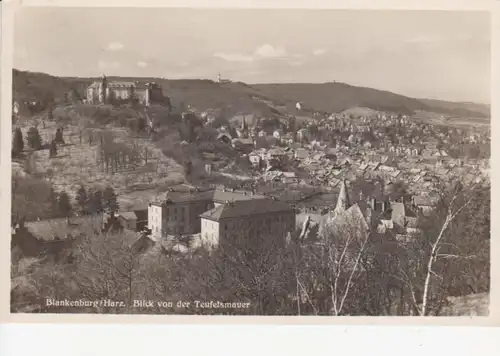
[200,198,296,249]
[147,187,268,240]
[86,75,164,106]
[148,190,213,238]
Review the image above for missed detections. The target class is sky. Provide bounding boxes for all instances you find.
[13,8,491,103]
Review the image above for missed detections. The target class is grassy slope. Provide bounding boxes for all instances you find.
[13,105,185,211]
[13,69,490,119]
[418,98,490,118]
[252,82,426,115]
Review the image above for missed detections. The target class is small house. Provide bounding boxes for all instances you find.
[118,212,138,231]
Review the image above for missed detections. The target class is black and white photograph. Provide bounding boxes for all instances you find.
[8,6,491,317]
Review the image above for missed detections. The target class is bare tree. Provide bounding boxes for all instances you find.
[72,226,144,311]
[396,182,487,316]
[317,213,371,315]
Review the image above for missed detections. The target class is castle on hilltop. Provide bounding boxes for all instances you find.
[86,75,164,106]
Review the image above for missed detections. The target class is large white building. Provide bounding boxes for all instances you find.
[200,198,295,250]
[147,187,268,240]
[86,75,163,106]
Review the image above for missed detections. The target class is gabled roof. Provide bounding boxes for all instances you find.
[268,147,286,155]
[24,216,102,242]
[212,190,265,203]
[232,138,254,145]
[335,179,350,213]
[217,132,233,140]
[119,212,138,221]
[326,203,370,232]
[155,189,214,204]
[413,196,437,207]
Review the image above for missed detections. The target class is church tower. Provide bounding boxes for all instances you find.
[241,116,248,131]
[334,179,350,215]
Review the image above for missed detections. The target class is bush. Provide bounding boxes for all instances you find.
[12,174,55,221]
[27,127,42,150]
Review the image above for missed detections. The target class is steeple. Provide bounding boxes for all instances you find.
[335,179,350,214]
[241,116,248,131]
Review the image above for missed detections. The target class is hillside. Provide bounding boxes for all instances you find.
[12,69,490,119]
[418,98,490,118]
[253,82,490,118]
[12,69,89,106]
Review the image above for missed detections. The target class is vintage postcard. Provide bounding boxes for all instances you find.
[1,0,497,324]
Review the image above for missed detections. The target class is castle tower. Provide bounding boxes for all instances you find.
[334,179,350,214]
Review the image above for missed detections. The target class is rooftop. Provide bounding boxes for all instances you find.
[24,215,102,242]
[119,212,138,221]
[151,187,265,205]
[200,198,293,221]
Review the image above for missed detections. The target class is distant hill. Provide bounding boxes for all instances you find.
[418,98,490,118]
[12,69,89,106]
[252,82,490,118]
[12,69,490,120]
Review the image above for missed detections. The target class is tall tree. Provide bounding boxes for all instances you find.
[89,190,103,214]
[55,128,65,144]
[47,105,54,121]
[12,128,24,157]
[103,186,119,213]
[395,182,488,316]
[58,191,72,218]
[47,188,60,218]
[137,117,146,132]
[75,185,88,215]
[103,213,124,234]
[49,140,57,158]
[183,159,193,179]
[26,127,42,150]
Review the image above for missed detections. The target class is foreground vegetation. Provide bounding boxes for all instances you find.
[11,182,490,316]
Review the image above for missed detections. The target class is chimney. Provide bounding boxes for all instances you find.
[370,197,376,211]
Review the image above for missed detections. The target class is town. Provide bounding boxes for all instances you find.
[11,70,490,317]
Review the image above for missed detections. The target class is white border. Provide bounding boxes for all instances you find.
[0,0,498,327]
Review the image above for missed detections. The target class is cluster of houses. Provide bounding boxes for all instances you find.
[208,110,489,200]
